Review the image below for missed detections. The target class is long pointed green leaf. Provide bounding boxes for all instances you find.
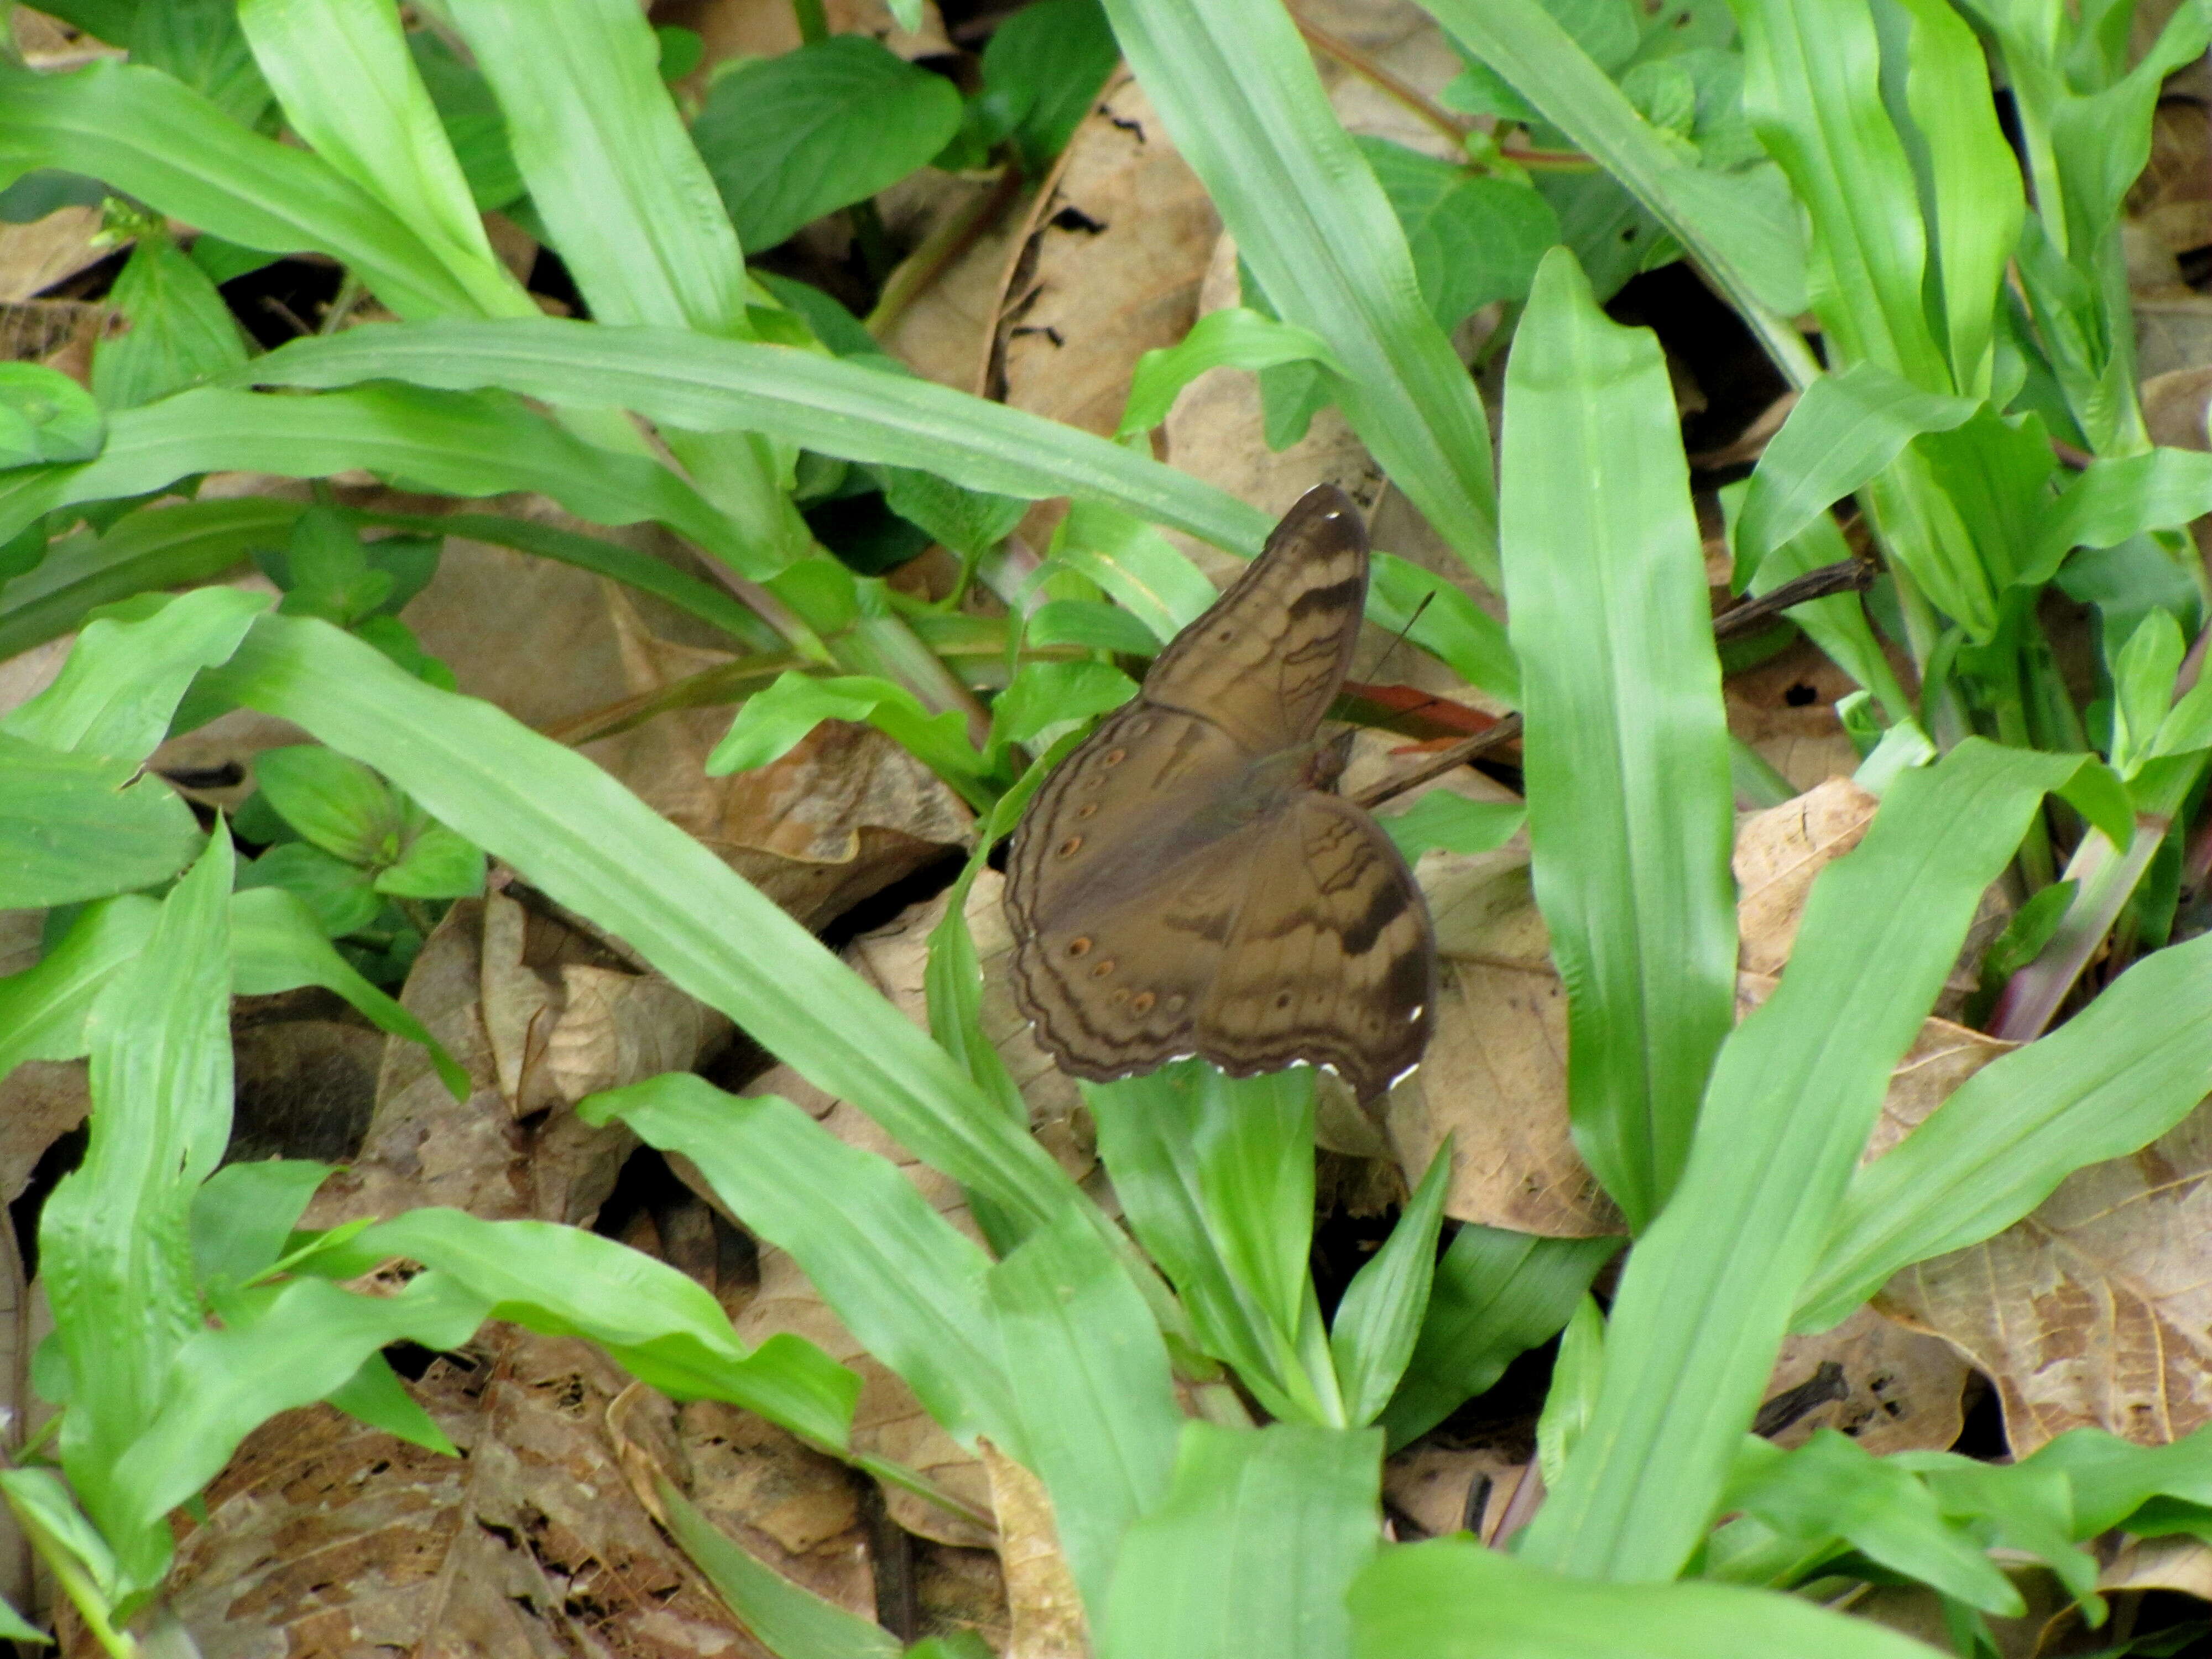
[202,612,1081,1228]
[1098,1423,1382,1659]
[658,1479,902,1659]
[0,896,158,1084]
[39,828,234,1592]
[1328,1142,1451,1427]
[1502,249,1736,1231]
[1797,929,2212,1329]
[589,1073,1020,1453]
[1095,0,1500,582]
[1520,739,2102,1581]
[989,1204,1182,1617]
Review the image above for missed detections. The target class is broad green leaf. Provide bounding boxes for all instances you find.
[695,36,962,253]
[1797,930,2212,1330]
[1379,794,1524,860]
[1726,1428,2021,1614]
[1501,249,1735,1230]
[340,1206,862,1448]
[1098,1423,1381,1659]
[252,744,401,867]
[1100,0,1501,583]
[117,0,269,124]
[1908,405,2059,618]
[1088,1065,1325,1423]
[324,1350,458,1456]
[1329,1141,1451,1426]
[989,1204,1181,1615]
[409,32,524,211]
[240,0,531,321]
[116,1271,488,1531]
[0,60,488,319]
[0,362,102,467]
[1353,137,1560,331]
[1730,0,1947,388]
[1522,740,2114,1582]
[441,0,748,333]
[1424,0,1814,365]
[586,1074,1019,1453]
[1891,0,2023,399]
[1119,308,1343,438]
[270,505,394,625]
[90,236,249,413]
[1535,1296,1604,1490]
[874,465,1028,561]
[1366,554,1519,706]
[0,496,302,661]
[229,885,469,1099]
[1897,1452,2097,1610]
[0,1588,45,1644]
[979,0,1119,172]
[225,318,1277,559]
[0,382,782,581]
[206,613,1080,1226]
[0,895,158,1085]
[39,829,233,1593]
[1380,1224,1618,1451]
[2110,609,2187,779]
[189,1158,334,1290]
[1048,499,1223,640]
[987,660,1135,754]
[0,733,202,907]
[708,672,992,807]
[1733,363,1978,570]
[1349,1536,1947,1658]
[658,1479,903,1659]
[2022,1425,2212,1537]
[0,1466,121,1613]
[2,585,264,761]
[373,822,484,900]
[1024,598,1159,658]
[2033,448,2212,583]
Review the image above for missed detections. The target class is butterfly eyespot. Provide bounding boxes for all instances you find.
[1275,992,1292,1010]
[1217,629,1233,643]
[1090,958,1117,978]
[1109,988,1130,1005]
[1130,990,1156,1014]
[1165,993,1187,1013]
[1065,937,1092,958]
[1102,748,1128,766]
[1057,835,1084,857]
[1076,802,1098,820]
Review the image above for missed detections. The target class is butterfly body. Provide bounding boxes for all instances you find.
[1004,486,1436,1102]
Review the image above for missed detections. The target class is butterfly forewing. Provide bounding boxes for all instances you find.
[1004,483,1437,1100]
[1142,486,1369,753]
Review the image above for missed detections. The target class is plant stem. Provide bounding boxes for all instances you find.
[789,0,828,45]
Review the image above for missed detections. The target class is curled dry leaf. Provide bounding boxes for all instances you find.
[1758,1303,1970,1457]
[1383,1442,1522,1542]
[159,1329,775,1659]
[1880,1098,2212,1454]
[980,1441,1086,1659]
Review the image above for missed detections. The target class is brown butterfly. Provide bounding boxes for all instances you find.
[1004,484,1436,1102]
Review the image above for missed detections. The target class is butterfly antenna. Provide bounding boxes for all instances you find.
[1368,590,1435,682]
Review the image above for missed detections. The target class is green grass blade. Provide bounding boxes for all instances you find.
[444,0,750,333]
[1328,1142,1451,1426]
[0,60,484,319]
[989,1203,1182,1617]
[205,612,1079,1229]
[0,496,302,660]
[1380,1226,1618,1452]
[1501,249,1736,1231]
[1098,1423,1383,1659]
[658,1479,902,1659]
[0,383,779,577]
[1094,0,1500,582]
[239,0,530,319]
[1797,930,2212,1329]
[1520,739,2097,1582]
[1733,0,1947,389]
[38,827,233,1591]
[591,1074,1021,1454]
[0,895,158,1084]
[3,585,264,760]
[117,1271,488,1531]
[1422,0,1817,388]
[227,319,1276,556]
[1350,1537,1947,1658]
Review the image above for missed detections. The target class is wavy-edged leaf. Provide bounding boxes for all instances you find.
[0,895,158,1085]
[0,734,203,907]
[1119,307,1342,438]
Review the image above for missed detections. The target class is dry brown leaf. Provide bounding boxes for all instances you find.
[1383,1442,1518,1541]
[1879,1097,2212,1455]
[1759,1303,1970,1456]
[0,210,105,306]
[981,1441,1086,1659]
[1725,634,1863,794]
[0,1061,90,1206]
[159,1330,774,1658]
[227,1012,385,1164]
[301,899,638,1230]
[990,75,1220,435]
[2144,363,2212,452]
